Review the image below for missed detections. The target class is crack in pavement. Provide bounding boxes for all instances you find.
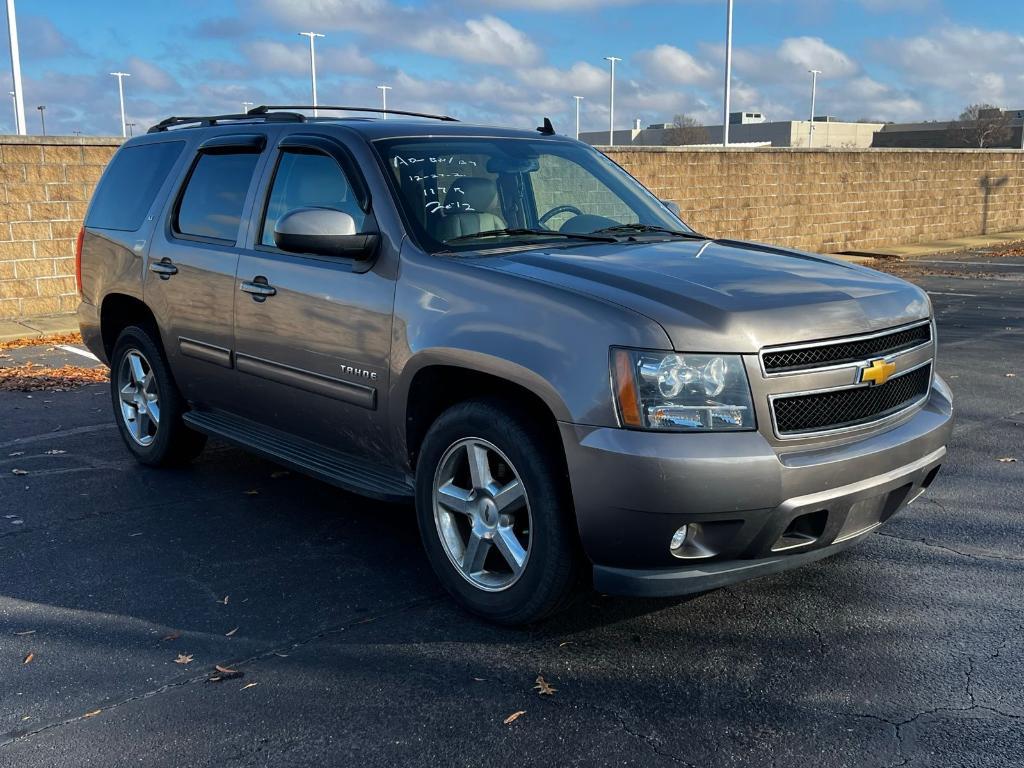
[0,593,445,750]
[875,530,1024,563]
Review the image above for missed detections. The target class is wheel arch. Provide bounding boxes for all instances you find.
[100,293,162,362]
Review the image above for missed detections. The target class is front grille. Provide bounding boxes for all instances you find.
[763,323,931,374]
[773,364,931,435]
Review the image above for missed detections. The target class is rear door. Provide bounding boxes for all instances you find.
[230,133,397,463]
[145,133,271,409]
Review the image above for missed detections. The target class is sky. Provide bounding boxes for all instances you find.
[2,0,1023,137]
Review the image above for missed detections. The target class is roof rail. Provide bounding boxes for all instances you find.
[147,111,307,133]
[248,105,459,122]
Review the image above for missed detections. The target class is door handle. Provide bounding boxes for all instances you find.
[240,277,277,301]
[149,259,178,279]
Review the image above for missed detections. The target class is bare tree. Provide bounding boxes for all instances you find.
[949,104,1012,148]
[664,114,710,146]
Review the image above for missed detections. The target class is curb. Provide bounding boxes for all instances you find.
[0,313,78,343]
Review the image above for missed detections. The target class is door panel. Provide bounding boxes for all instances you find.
[231,142,397,463]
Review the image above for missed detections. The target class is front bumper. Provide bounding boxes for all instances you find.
[560,377,953,597]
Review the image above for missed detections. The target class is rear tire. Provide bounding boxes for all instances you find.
[415,398,581,625]
[109,325,206,467]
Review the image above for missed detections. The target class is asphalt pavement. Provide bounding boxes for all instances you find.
[0,249,1021,768]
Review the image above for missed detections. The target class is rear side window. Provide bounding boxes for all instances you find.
[86,141,184,231]
[175,152,260,243]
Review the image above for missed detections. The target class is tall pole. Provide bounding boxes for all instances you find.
[604,56,621,146]
[574,95,583,140]
[808,69,821,148]
[377,84,391,118]
[241,101,253,114]
[6,0,26,135]
[299,32,324,117]
[722,0,733,147]
[36,104,43,135]
[110,72,130,138]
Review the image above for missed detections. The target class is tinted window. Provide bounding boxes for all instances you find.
[175,152,260,242]
[261,151,365,246]
[86,141,184,231]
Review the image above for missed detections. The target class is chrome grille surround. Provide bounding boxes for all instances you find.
[757,320,935,440]
[759,319,932,377]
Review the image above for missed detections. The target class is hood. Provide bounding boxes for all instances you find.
[474,239,930,352]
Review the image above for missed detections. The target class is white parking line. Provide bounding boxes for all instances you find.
[57,345,100,363]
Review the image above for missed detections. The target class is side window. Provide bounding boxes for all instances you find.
[261,151,366,246]
[87,141,184,231]
[531,155,639,230]
[175,152,260,242]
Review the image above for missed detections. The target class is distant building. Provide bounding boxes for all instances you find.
[579,114,883,148]
[873,109,1024,148]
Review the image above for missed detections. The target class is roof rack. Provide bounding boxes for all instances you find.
[248,105,459,122]
[147,111,306,133]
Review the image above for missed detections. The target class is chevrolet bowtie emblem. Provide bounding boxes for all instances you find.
[860,358,897,386]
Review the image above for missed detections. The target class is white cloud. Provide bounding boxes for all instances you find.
[413,16,540,67]
[636,44,716,86]
[242,40,380,77]
[125,57,181,94]
[518,62,608,95]
[776,37,858,79]
[476,0,644,7]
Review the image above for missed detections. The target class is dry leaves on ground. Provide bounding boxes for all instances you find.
[174,653,194,665]
[504,710,526,725]
[208,664,244,683]
[83,709,102,718]
[998,457,1018,463]
[0,332,83,352]
[22,652,34,665]
[533,675,557,695]
[992,243,1024,258]
[0,362,107,392]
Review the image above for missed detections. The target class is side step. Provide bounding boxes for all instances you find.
[183,409,414,503]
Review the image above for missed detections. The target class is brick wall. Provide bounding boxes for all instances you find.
[606,146,1024,254]
[1,138,1023,321]
[0,136,121,320]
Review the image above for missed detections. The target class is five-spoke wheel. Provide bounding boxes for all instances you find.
[117,349,161,446]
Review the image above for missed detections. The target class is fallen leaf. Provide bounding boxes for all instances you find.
[174,653,194,665]
[13,630,35,636]
[44,449,66,455]
[558,641,574,647]
[208,664,243,682]
[472,677,486,682]
[241,682,258,690]
[1007,373,1017,378]
[243,489,259,496]
[270,470,289,479]
[8,451,24,456]
[533,675,557,695]
[504,710,526,725]
[11,469,28,476]
[215,664,238,674]
[225,627,238,637]
[162,631,181,641]
[218,595,230,605]
[22,652,34,665]
[83,709,102,718]
[997,457,1017,463]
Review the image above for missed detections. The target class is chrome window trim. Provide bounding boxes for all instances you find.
[768,359,933,440]
[759,319,933,377]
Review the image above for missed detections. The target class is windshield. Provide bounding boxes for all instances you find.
[373,137,692,253]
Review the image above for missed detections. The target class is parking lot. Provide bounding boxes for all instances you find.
[1,249,1021,767]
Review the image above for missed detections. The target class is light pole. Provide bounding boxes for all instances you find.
[241,101,253,114]
[127,122,136,137]
[573,95,583,140]
[722,0,734,146]
[5,0,26,134]
[36,104,44,136]
[377,84,391,118]
[299,32,325,116]
[604,56,621,146]
[807,69,821,148]
[110,71,130,138]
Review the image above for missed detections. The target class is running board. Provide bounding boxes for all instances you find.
[183,409,414,502]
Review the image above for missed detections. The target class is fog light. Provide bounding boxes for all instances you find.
[670,525,691,551]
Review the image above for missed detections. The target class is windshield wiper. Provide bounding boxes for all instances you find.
[446,227,617,244]
[592,223,708,239]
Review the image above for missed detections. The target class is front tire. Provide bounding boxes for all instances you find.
[109,325,206,467]
[415,399,581,625]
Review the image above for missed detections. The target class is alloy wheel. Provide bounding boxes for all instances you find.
[117,348,160,447]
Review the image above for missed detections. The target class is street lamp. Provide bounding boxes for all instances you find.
[5,0,26,135]
[722,0,734,147]
[241,101,253,114]
[298,32,325,117]
[36,104,44,136]
[127,122,136,137]
[110,71,130,138]
[573,95,584,140]
[807,69,821,147]
[377,84,391,118]
[604,56,621,146]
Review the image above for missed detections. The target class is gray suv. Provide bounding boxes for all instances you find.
[77,106,953,624]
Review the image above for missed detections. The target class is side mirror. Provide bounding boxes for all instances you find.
[661,199,682,218]
[273,207,379,260]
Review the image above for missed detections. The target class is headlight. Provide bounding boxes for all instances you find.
[612,348,756,431]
